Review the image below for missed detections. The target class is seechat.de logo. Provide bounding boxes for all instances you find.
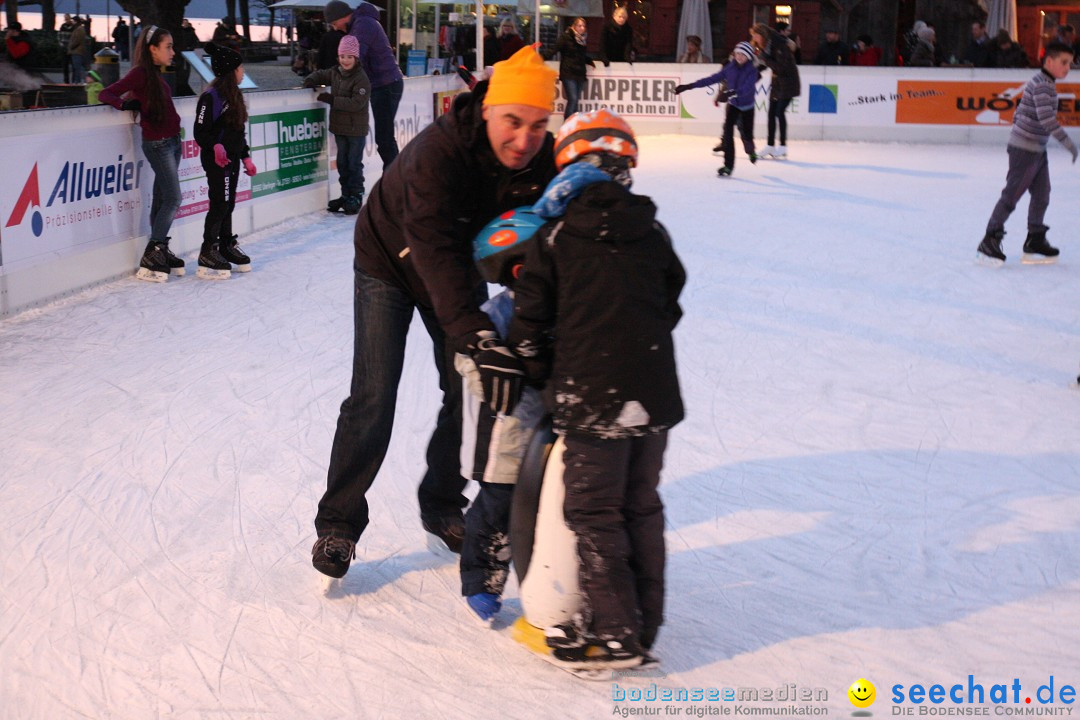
[5,163,44,237]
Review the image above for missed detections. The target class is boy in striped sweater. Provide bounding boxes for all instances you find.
[978,42,1078,265]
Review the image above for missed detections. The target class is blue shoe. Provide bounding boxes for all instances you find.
[466,593,502,625]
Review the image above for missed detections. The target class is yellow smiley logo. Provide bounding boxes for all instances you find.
[848,678,876,708]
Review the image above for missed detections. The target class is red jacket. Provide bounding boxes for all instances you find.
[5,35,32,62]
[851,46,883,66]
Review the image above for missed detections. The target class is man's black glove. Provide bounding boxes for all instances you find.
[674,84,689,95]
[317,92,333,104]
[463,330,526,415]
[121,99,141,112]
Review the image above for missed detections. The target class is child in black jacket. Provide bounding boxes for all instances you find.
[507,108,685,670]
[194,42,257,279]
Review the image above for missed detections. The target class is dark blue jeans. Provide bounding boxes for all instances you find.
[370,79,403,168]
[314,265,471,542]
[141,134,182,243]
[562,76,585,119]
[335,133,366,198]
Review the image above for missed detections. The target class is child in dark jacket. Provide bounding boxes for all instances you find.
[456,208,548,626]
[675,41,760,176]
[194,42,256,280]
[303,34,371,215]
[507,109,685,670]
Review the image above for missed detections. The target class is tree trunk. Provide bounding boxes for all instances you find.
[41,0,57,32]
[6,2,18,30]
[239,0,251,45]
[115,0,187,45]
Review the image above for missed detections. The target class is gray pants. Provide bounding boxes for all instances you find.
[987,146,1050,234]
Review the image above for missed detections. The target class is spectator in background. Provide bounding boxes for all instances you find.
[483,26,499,67]
[316,25,344,69]
[677,34,709,63]
[551,16,594,118]
[962,21,994,67]
[68,18,89,85]
[850,35,882,66]
[814,29,847,65]
[324,0,405,167]
[113,18,130,60]
[4,22,33,69]
[59,14,75,81]
[497,18,525,62]
[776,22,802,64]
[601,5,635,66]
[993,29,1029,68]
[908,25,936,66]
[212,17,241,49]
[181,19,201,51]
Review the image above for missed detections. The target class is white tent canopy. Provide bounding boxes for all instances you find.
[515,0,603,18]
[985,0,1018,40]
[676,0,712,61]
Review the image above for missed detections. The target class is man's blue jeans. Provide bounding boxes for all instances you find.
[315,265,471,541]
[141,135,182,243]
[370,79,403,168]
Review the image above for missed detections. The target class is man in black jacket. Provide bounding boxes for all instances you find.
[312,46,559,579]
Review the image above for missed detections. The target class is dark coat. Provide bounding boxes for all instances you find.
[317,29,345,70]
[601,21,634,64]
[303,64,371,137]
[994,42,1028,68]
[760,28,801,101]
[353,82,557,344]
[344,2,403,89]
[814,40,848,65]
[908,40,935,67]
[553,29,594,81]
[194,87,250,161]
[508,182,685,438]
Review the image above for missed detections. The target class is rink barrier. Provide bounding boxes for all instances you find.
[546,63,1077,144]
[1,65,1072,316]
[0,74,460,317]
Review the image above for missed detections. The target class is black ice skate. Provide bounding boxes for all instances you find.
[551,636,646,671]
[1021,226,1059,265]
[421,511,465,554]
[712,142,723,156]
[136,241,170,283]
[197,242,232,280]
[976,228,1006,266]
[717,166,733,177]
[162,239,186,276]
[219,235,251,272]
[327,197,346,213]
[344,194,363,215]
[311,534,356,579]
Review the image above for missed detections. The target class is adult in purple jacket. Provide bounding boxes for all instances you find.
[324,0,404,166]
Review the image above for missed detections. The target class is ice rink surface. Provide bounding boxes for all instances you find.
[1,136,1079,719]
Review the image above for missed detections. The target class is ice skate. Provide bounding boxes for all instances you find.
[162,239,186,276]
[135,241,170,283]
[327,197,346,213]
[717,166,733,177]
[465,592,502,627]
[219,234,251,272]
[1021,226,1059,265]
[197,242,233,280]
[311,533,356,579]
[422,512,465,554]
[976,228,1006,267]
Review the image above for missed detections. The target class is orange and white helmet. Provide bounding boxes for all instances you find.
[553,108,638,171]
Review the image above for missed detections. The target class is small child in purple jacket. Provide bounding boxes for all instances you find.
[675,41,761,176]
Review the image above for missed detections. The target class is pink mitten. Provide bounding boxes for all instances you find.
[243,158,257,177]
[213,143,229,168]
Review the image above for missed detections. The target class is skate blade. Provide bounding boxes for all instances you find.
[197,266,232,280]
[975,252,1005,268]
[231,262,252,273]
[170,266,186,276]
[135,267,168,283]
[511,617,642,680]
[1020,254,1058,265]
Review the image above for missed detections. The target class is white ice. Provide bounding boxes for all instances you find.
[2,137,1079,719]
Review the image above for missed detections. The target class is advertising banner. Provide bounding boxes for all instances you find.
[176,107,329,221]
[0,126,151,271]
[895,80,1080,126]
